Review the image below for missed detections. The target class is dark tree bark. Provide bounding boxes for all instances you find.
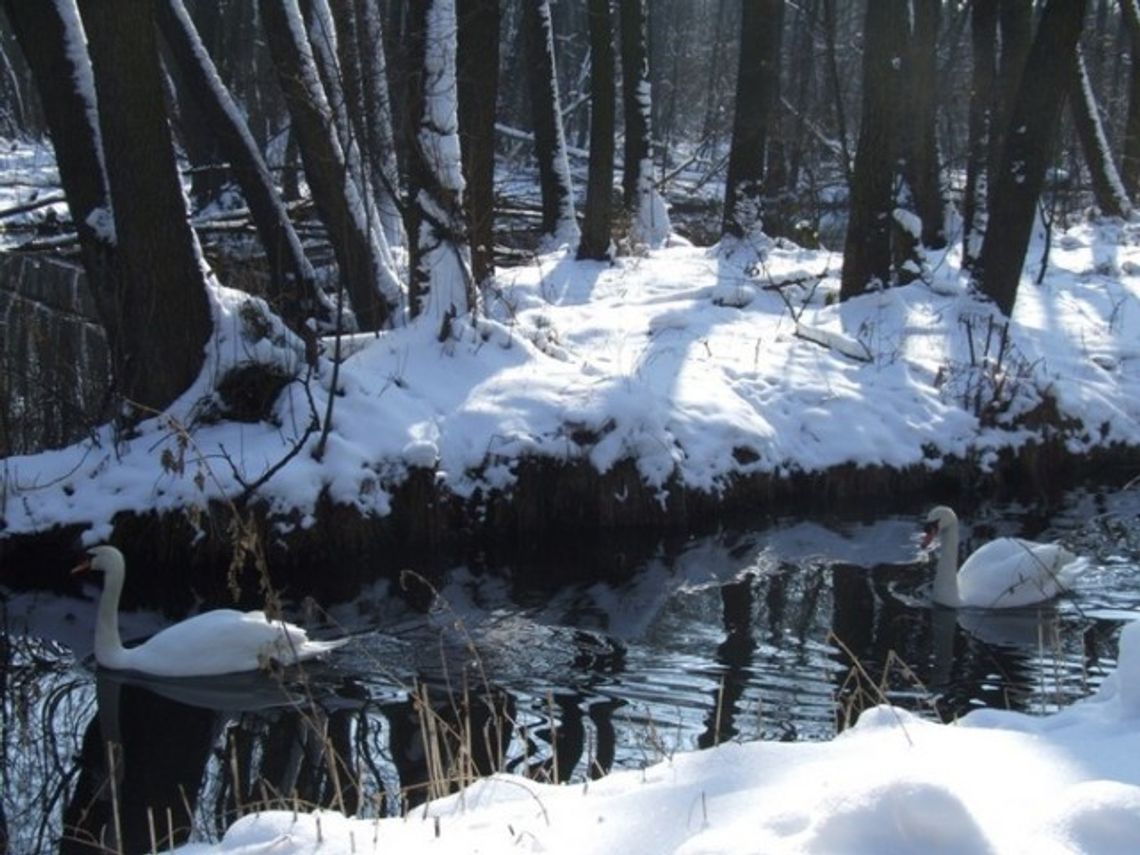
[784,0,818,196]
[457,0,500,285]
[163,58,226,211]
[1,0,121,355]
[977,0,1089,316]
[989,0,1032,196]
[1121,0,1140,196]
[963,0,998,267]
[302,0,352,157]
[619,0,668,245]
[405,0,475,325]
[619,0,651,211]
[655,0,691,173]
[260,0,400,331]
[840,0,907,300]
[700,0,732,149]
[821,0,853,184]
[329,0,404,247]
[77,0,213,415]
[1069,45,1130,217]
[577,0,616,261]
[156,0,325,335]
[721,0,784,241]
[523,0,579,243]
[900,0,945,249]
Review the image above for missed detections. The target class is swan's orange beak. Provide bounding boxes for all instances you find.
[71,558,92,576]
[920,521,938,549]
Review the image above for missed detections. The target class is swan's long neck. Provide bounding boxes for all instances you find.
[932,517,961,607]
[94,558,129,668]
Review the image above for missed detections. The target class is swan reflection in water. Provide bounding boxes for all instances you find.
[61,669,331,853]
[58,661,621,852]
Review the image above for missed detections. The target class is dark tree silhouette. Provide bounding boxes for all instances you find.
[457,0,501,285]
[963,0,998,267]
[900,0,945,249]
[157,0,325,336]
[1069,45,1130,218]
[260,0,401,331]
[721,0,784,241]
[1122,0,1140,197]
[577,0,616,261]
[840,0,907,300]
[77,0,213,414]
[619,0,651,211]
[2,0,121,361]
[989,0,1032,194]
[523,0,578,243]
[977,0,1089,316]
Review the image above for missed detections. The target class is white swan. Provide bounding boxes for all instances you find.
[921,506,1087,608]
[72,545,346,677]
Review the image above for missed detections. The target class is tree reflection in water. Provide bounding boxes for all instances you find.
[3,505,1136,850]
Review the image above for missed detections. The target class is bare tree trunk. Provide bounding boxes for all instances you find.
[822,0,853,184]
[700,0,731,150]
[977,0,1088,316]
[163,55,226,211]
[523,0,579,244]
[722,0,783,241]
[156,0,325,336]
[1121,0,1140,196]
[260,0,401,331]
[76,0,213,415]
[302,0,351,156]
[619,0,667,247]
[2,0,121,357]
[457,0,500,285]
[900,0,946,249]
[963,0,997,267]
[334,0,404,247]
[784,0,817,200]
[840,0,907,300]
[989,0,1032,198]
[1069,45,1131,217]
[405,0,475,328]
[577,0,616,261]
[618,0,649,209]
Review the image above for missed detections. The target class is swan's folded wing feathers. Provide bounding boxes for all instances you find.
[958,538,1080,608]
[122,610,343,676]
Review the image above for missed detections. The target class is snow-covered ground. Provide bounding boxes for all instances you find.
[6,214,1140,544]
[169,619,1140,854]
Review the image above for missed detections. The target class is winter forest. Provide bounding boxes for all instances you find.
[9,1,1140,853]
[0,0,1130,429]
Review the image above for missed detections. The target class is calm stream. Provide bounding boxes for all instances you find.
[3,488,1140,853]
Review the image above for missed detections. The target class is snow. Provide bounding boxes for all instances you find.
[420,0,464,194]
[54,0,115,242]
[7,220,1140,538]
[168,620,1140,854]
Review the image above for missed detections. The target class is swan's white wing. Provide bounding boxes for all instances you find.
[957,538,1081,608]
[122,610,340,677]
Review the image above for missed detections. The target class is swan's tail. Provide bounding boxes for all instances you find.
[1056,553,1091,590]
[298,636,350,659]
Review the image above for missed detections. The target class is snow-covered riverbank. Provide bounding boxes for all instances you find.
[6,218,1140,550]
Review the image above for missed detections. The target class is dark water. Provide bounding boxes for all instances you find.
[3,487,1140,853]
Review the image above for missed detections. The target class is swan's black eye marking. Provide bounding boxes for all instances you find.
[923,520,939,537]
